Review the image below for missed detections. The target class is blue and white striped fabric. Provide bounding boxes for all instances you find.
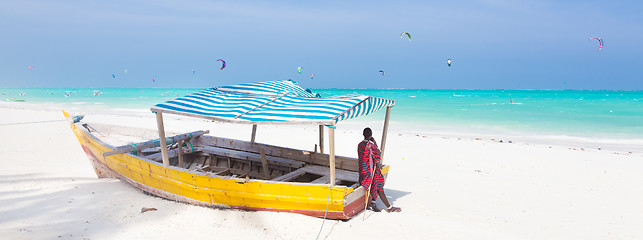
[151,80,395,125]
[215,79,318,98]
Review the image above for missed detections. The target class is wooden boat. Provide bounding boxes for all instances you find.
[66,80,395,219]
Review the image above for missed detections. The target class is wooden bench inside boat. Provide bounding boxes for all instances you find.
[272,165,358,184]
[95,124,361,187]
[194,146,304,168]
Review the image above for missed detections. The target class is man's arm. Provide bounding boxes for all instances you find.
[369,137,382,168]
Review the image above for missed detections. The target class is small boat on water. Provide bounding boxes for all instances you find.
[66,80,395,219]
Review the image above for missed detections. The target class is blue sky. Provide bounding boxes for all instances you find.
[1,0,642,90]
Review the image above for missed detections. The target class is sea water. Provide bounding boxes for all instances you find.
[316,89,643,139]
[2,88,642,150]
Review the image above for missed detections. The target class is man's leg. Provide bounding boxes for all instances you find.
[377,190,401,212]
[377,190,391,208]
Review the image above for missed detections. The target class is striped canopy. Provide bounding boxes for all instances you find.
[215,79,319,98]
[150,80,395,125]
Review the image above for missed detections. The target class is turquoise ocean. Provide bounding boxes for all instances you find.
[2,88,643,149]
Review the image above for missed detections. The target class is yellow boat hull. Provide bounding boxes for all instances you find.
[66,113,388,219]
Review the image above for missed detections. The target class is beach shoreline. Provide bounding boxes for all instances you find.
[2,106,643,239]
[2,101,640,154]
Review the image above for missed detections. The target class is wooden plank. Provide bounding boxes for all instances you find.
[329,127,336,186]
[250,124,257,143]
[196,135,359,171]
[380,106,391,162]
[319,125,324,153]
[259,149,269,179]
[214,169,230,176]
[344,186,366,204]
[200,156,208,168]
[186,158,195,169]
[103,130,208,157]
[271,169,306,182]
[300,165,358,183]
[310,175,330,184]
[155,112,170,167]
[199,165,265,179]
[195,146,304,168]
[178,139,184,168]
[147,146,195,162]
[196,153,291,173]
[141,148,160,154]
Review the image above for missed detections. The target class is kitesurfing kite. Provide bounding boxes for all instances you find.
[217,59,226,70]
[447,59,452,67]
[400,32,411,42]
[589,37,603,51]
[379,70,385,76]
[28,66,32,70]
[297,67,303,74]
[112,74,116,78]
[310,74,314,79]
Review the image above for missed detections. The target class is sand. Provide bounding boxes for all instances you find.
[1,105,642,239]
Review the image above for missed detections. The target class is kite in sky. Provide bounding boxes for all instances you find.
[447,59,452,67]
[589,37,603,51]
[297,67,303,74]
[217,59,226,70]
[112,74,116,78]
[28,66,32,70]
[310,74,314,79]
[400,32,411,41]
[379,70,385,76]
[152,76,155,82]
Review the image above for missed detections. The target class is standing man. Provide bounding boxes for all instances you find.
[357,127,401,213]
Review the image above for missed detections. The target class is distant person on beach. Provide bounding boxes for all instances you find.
[357,127,401,213]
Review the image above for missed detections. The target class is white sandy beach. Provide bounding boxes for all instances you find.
[1,105,643,239]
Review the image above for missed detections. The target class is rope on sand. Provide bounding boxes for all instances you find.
[315,184,332,240]
[0,119,66,126]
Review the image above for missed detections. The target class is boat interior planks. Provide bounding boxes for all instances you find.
[87,122,365,188]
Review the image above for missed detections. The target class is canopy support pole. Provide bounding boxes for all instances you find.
[328,126,336,186]
[318,125,324,153]
[251,124,257,143]
[380,106,392,162]
[155,112,170,168]
[259,149,270,179]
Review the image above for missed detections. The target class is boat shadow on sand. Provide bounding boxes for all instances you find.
[383,188,411,203]
[0,173,185,238]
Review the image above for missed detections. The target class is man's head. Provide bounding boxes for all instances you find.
[363,127,372,139]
